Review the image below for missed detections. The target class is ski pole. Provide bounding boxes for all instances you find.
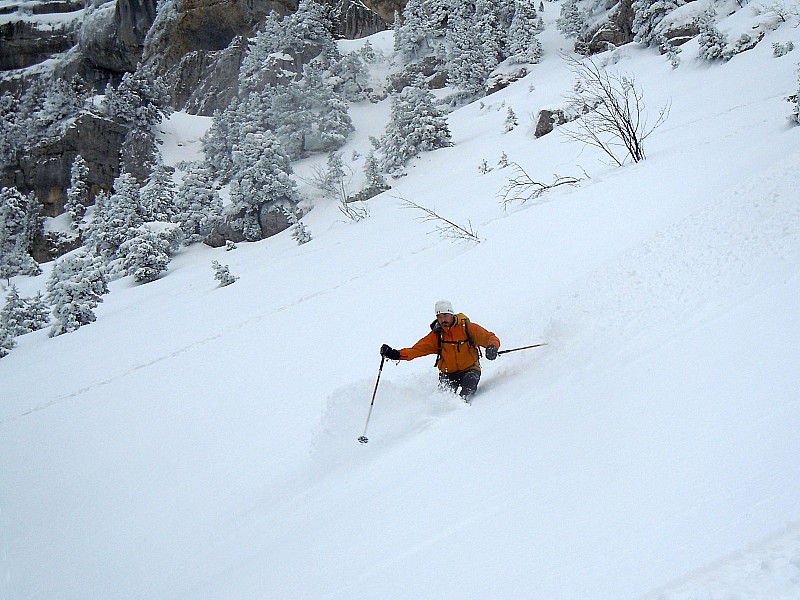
[497,343,547,355]
[358,354,385,444]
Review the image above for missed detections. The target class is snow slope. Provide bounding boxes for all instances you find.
[2,4,800,599]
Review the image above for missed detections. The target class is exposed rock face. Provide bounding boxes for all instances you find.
[578,0,634,55]
[361,0,403,23]
[0,113,127,216]
[144,0,389,115]
[387,55,446,92]
[335,0,387,38]
[205,206,292,246]
[1,0,394,252]
[78,0,157,72]
[0,1,82,70]
[142,0,297,115]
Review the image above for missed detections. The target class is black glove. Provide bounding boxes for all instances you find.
[485,344,498,360]
[380,344,400,360]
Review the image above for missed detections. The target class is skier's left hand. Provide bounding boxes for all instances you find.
[485,345,498,360]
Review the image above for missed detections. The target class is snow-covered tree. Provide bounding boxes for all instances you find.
[120,228,173,283]
[793,71,800,125]
[300,60,354,152]
[46,253,109,336]
[0,285,25,337]
[65,155,90,225]
[394,0,434,59]
[322,151,348,199]
[364,149,389,192]
[290,213,312,245]
[0,323,13,358]
[632,0,683,47]
[696,9,727,60]
[284,0,337,59]
[331,50,371,101]
[34,75,89,138]
[84,172,144,265]
[202,100,244,180]
[380,79,452,176]
[102,63,173,127]
[0,285,49,336]
[212,261,238,286]
[504,107,519,132]
[227,132,300,241]
[21,292,50,333]
[174,162,223,242]
[447,0,507,94]
[507,1,543,64]
[140,164,178,222]
[557,0,587,38]
[0,187,42,281]
[0,92,21,166]
[238,12,287,96]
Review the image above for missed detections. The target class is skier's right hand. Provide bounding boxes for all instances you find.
[380,344,400,360]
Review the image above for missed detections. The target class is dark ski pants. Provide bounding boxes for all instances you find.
[439,369,481,399]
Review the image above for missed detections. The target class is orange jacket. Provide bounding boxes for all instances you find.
[398,313,500,373]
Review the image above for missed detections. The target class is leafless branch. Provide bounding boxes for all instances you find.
[562,54,670,166]
[396,195,480,243]
[500,162,582,209]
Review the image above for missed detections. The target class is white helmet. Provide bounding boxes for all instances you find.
[434,300,454,315]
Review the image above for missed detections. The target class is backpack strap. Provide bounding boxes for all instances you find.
[431,315,481,368]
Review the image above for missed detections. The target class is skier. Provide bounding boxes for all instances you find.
[380,300,500,402]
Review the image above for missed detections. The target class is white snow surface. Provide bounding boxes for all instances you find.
[3,6,800,600]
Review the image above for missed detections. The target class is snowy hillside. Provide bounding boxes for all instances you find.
[3,2,800,599]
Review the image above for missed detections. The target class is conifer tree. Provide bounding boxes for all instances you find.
[120,229,172,283]
[794,71,800,125]
[394,0,434,59]
[174,162,223,242]
[0,92,19,167]
[504,107,519,132]
[238,13,287,97]
[65,155,90,225]
[508,1,543,64]
[557,0,586,38]
[0,285,25,336]
[364,149,389,192]
[212,261,238,286]
[380,79,452,176]
[0,187,42,281]
[140,163,178,222]
[0,323,13,358]
[22,292,50,333]
[696,9,727,60]
[34,75,89,138]
[632,0,683,47]
[0,286,49,336]
[332,50,371,101]
[84,173,144,266]
[285,0,337,59]
[228,132,299,241]
[102,63,173,128]
[46,253,109,336]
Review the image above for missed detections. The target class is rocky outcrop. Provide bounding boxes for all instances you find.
[577,0,634,55]
[335,0,387,38]
[145,0,389,115]
[361,0,403,23]
[0,113,127,216]
[0,0,82,70]
[204,205,292,246]
[78,0,157,72]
